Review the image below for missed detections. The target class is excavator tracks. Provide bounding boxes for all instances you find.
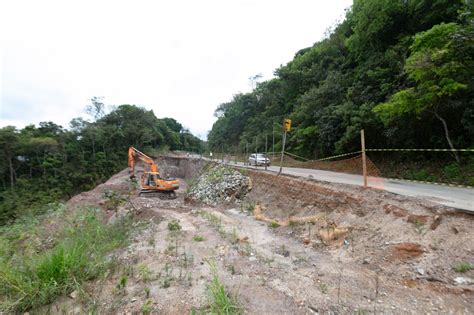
[138,189,177,199]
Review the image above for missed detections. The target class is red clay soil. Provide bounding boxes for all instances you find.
[389,243,425,261]
[244,168,473,313]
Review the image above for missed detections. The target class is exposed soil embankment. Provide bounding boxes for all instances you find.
[247,170,367,218]
[243,168,473,312]
[33,158,473,314]
[156,156,207,179]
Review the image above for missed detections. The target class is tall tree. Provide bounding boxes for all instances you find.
[374,22,473,161]
[0,127,19,189]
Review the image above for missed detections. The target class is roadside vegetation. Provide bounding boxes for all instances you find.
[0,206,133,313]
[373,155,474,186]
[207,0,474,185]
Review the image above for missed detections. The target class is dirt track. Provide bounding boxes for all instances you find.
[46,158,473,314]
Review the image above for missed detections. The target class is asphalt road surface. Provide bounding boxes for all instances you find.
[227,161,474,213]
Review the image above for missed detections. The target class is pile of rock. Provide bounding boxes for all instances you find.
[186,165,251,205]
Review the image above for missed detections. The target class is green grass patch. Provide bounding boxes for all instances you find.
[141,299,154,314]
[198,211,222,228]
[206,165,229,183]
[238,168,249,176]
[0,207,132,313]
[168,220,182,231]
[453,262,474,273]
[207,261,240,315]
[193,235,205,242]
[269,221,280,228]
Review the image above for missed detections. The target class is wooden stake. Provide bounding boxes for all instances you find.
[361,129,368,188]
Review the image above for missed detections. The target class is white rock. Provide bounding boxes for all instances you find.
[454,277,473,285]
[69,290,79,299]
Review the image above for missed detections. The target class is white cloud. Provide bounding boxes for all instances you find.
[0,0,352,139]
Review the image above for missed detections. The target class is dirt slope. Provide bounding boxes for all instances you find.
[245,169,474,313]
[43,159,473,314]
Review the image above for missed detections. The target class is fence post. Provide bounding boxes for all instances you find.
[361,129,368,188]
[278,130,287,175]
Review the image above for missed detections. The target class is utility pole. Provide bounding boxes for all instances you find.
[361,129,367,188]
[255,136,258,154]
[255,136,258,169]
[265,134,268,171]
[278,130,287,175]
[272,126,275,158]
[278,119,291,176]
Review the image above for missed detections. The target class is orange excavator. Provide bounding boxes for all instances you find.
[128,146,179,199]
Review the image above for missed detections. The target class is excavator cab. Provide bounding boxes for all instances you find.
[128,147,179,199]
[142,172,155,186]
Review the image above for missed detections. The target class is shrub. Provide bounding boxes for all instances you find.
[443,163,461,180]
[410,169,436,182]
[167,220,182,231]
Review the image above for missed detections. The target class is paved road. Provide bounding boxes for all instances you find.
[226,161,474,212]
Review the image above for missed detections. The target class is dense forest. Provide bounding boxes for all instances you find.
[0,100,204,224]
[208,0,473,168]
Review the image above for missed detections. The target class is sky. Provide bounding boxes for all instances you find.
[0,0,352,139]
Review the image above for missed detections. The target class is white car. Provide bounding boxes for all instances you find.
[248,153,271,166]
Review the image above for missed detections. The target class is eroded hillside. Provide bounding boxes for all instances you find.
[2,157,473,314]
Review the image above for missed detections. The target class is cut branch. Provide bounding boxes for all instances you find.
[434,111,459,163]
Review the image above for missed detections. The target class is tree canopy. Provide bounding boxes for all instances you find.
[208,0,473,159]
[0,104,204,224]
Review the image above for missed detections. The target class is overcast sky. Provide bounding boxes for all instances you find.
[0,0,352,139]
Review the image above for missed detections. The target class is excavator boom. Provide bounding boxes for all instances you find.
[128,147,158,178]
